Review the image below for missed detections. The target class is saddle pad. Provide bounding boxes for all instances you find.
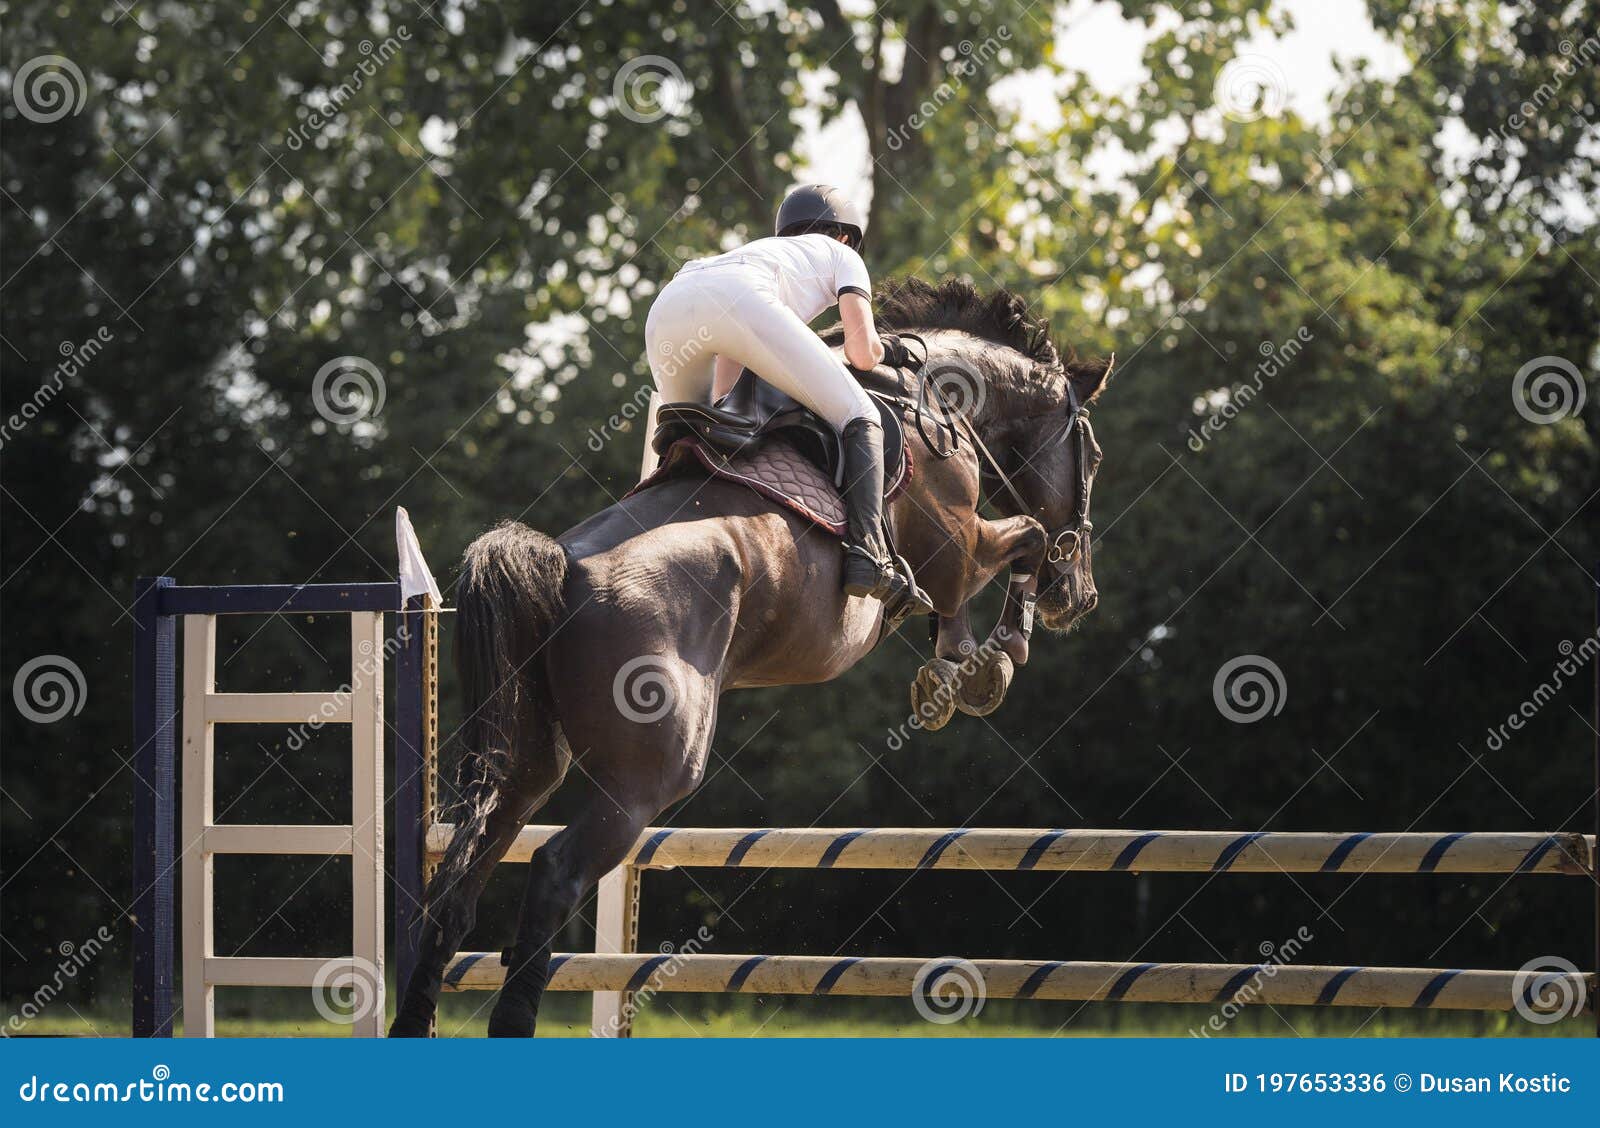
[630,435,912,537]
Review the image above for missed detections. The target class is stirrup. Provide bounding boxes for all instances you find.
[880,555,935,625]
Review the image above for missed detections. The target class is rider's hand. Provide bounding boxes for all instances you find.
[878,333,912,369]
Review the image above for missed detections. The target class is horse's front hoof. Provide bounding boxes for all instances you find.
[956,649,1014,717]
[911,658,961,731]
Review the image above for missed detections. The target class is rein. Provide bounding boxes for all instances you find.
[881,333,1093,568]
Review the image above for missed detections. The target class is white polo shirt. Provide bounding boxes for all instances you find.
[678,234,872,323]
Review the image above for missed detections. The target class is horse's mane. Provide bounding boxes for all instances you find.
[821,277,1113,422]
[870,278,1062,370]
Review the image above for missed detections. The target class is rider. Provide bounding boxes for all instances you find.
[645,184,927,615]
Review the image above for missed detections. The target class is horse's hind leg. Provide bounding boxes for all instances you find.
[389,792,535,1035]
[487,668,717,1037]
[390,728,570,1037]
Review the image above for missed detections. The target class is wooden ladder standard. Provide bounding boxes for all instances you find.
[132,580,418,1037]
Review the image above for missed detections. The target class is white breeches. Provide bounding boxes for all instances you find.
[644,264,876,431]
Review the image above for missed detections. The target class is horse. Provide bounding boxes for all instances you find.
[389,278,1114,1036]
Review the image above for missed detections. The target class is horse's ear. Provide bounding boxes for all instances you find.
[1068,353,1115,405]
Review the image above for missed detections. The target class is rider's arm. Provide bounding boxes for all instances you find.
[833,240,883,371]
[839,291,885,371]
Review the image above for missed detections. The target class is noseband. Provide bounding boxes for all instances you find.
[1034,381,1092,568]
[893,335,1095,572]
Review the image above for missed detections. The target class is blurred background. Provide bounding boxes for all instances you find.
[1,0,1596,1036]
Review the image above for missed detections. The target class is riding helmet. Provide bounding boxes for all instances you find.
[775,184,866,249]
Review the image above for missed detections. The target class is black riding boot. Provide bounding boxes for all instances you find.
[840,418,932,619]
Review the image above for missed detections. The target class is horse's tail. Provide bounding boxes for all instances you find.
[439,520,569,885]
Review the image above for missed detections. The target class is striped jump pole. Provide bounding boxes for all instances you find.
[439,952,1597,1015]
[427,823,1595,876]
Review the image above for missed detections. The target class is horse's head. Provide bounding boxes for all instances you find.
[867,279,1115,634]
[985,356,1112,632]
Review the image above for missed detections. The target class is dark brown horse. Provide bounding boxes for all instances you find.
[390,279,1113,1036]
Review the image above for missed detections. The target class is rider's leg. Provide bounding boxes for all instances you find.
[837,415,903,599]
[714,290,931,615]
[644,279,719,404]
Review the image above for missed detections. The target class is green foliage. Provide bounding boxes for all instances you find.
[1,1,1593,1028]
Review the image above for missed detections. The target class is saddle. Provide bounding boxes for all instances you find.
[640,369,910,536]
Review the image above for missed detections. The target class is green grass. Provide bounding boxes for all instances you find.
[16,989,1593,1038]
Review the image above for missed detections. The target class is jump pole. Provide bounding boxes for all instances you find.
[432,824,1595,876]
[439,953,1595,1015]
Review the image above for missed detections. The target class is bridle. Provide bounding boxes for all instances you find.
[889,334,1098,571]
